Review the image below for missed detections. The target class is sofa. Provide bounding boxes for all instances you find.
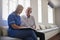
[0,26,22,40]
[37,24,60,40]
[0,25,60,40]
[37,27,59,40]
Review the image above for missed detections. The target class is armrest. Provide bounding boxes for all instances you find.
[37,27,59,33]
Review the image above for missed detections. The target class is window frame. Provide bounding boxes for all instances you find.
[38,0,42,23]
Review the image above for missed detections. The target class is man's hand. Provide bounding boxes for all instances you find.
[31,25,36,29]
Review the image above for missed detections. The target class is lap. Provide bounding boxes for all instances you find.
[33,30,45,37]
[8,29,37,39]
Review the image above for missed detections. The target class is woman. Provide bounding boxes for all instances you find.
[8,5,37,40]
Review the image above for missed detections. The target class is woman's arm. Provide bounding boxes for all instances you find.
[11,24,27,29]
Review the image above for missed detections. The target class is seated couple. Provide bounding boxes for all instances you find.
[8,5,45,40]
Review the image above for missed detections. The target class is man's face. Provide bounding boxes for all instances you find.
[26,8,32,17]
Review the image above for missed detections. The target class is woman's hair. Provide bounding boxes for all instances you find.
[15,4,23,12]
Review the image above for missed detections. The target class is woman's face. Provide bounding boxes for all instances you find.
[18,8,23,14]
[17,8,23,14]
[16,5,23,14]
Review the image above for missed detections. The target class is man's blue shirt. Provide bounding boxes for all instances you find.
[8,12,21,36]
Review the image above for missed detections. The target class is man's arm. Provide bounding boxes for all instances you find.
[31,16,36,29]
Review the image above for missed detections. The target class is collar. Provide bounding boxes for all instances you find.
[25,14,31,19]
[13,12,20,16]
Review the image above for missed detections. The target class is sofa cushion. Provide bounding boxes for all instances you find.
[1,37,22,40]
[45,25,51,29]
[50,25,57,28]
[39,25,46,30]
[1,27,8,36]
[0,26,3,36]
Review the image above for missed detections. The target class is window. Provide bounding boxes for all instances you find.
[18,0,30,16]
[9,0,17,14]
[48,5,53,24]
[38,0,42,23]
[2,0,30,20]
[2,0,8,20]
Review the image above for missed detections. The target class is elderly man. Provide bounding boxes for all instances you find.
[8,5,37,40]
[21,7,45,40]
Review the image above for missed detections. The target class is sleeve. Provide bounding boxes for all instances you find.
[32,16,36,26]
[32,16,37,29]
[20,16,25,26]
[8,15,15,25]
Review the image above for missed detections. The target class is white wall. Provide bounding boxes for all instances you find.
[0,0,2,19]
[0,0,2,26]
[55,8,60,27]
[53,8,56,24]
[55,8,60,32]
[30,0,56,27]
[42,0,48,25]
